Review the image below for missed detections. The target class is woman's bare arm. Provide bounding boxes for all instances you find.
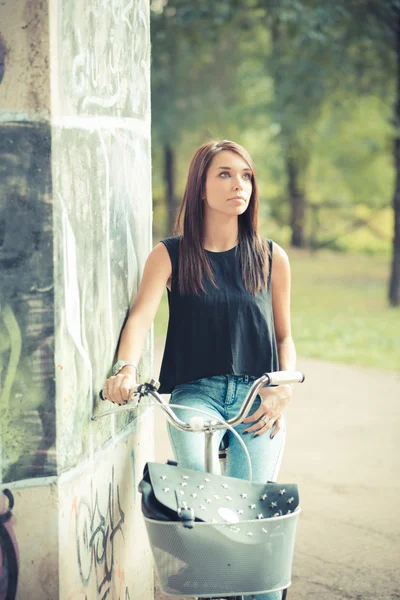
[103,242,172,404]
[243,242,296,437]
[271,242,296,371]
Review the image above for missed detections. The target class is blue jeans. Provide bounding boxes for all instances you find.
[168,375,286,600]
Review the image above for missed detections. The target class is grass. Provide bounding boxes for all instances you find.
[154,251,400,371]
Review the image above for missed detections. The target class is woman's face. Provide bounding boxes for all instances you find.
[203,150,253,218]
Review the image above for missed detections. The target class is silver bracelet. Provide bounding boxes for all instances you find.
[112,360,138,375]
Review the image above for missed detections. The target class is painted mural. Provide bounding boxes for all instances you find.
[0,122,56,483]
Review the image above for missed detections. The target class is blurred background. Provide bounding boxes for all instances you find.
[150,0,400,371]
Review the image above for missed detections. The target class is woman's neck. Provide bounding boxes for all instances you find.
[203,214,239,252]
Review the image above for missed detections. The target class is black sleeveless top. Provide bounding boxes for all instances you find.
[158,237,279,393]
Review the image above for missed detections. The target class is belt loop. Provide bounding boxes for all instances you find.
[244,375,249,384]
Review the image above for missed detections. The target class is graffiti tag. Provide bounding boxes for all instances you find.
[75,467,126,599]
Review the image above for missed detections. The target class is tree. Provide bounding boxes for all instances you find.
[150,1,244,235]
[150,0,400,305]
[308,0,400,305]
[256,0,400,303]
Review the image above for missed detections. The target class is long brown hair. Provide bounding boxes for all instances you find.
[174,140,270,295]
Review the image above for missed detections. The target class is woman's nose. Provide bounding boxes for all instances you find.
[233,177,243,190]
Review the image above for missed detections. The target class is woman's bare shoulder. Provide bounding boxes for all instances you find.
[146,242,172,270]
[271,241,290,264]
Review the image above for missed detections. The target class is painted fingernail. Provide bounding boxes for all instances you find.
[243,431,249,435]
[253,434,259,438]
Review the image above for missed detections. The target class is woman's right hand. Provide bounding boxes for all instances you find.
[102,373,137,405]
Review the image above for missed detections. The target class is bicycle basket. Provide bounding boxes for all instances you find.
[144,512,300,597]
[138,462,300,597]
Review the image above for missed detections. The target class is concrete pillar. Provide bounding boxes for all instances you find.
[0,1,153,598]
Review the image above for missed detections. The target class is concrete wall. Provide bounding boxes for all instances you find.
[0,483,59,599]
[51,0,152,465]
[58,414,154,600]
[0,1,50,118]
[0,0,153,598]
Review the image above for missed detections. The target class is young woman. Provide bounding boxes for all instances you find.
[103,139,295,600]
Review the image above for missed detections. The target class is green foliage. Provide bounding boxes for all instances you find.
[306,96,394,253]
[151,1,250,147]
[150,0,397,255]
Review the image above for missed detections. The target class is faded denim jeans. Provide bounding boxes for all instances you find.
[168,375,286,600]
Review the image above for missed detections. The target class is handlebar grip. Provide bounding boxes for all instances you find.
[263,371,305,385]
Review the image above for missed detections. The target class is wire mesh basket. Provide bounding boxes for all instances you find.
[144,509,301,598]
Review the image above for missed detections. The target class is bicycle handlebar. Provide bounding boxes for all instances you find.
[263,370,305,386]
[93,371,305,432]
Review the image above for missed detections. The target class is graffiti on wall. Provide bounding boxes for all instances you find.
[53,0,152,470]
[60,0,150,118]
[0,122,56,483]
[67,587,131,600]
[54,120,151,470]
[0,489,19,600]
[71,467,131,600]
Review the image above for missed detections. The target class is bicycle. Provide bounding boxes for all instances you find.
[94,370,305,600]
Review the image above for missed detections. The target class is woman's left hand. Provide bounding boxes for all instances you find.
[242,384,292,438]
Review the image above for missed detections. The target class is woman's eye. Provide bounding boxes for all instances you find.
[219,171,252,180]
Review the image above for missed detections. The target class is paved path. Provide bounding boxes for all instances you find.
[153,337,400,599]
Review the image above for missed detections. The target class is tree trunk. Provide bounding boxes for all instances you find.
[286,154,307,248]
[164,143,177,236]
[389,16,400,306]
